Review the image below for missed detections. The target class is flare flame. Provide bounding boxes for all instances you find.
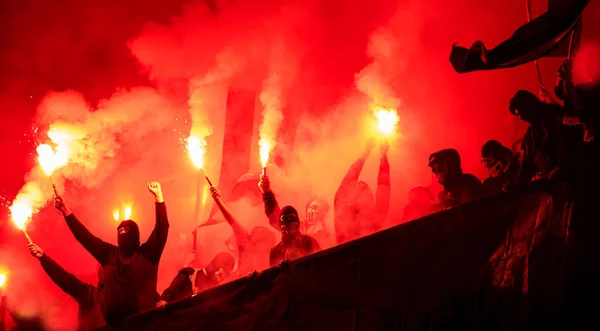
[186,136,206,169]
[374,107,400,136]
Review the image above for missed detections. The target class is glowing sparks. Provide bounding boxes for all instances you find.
[259,138,272,168]
[124,205,132,220]
[0,274,6,288]
[113,210,120,222]
[9,198,33,230]
[186,136,206,169]
[374,107,399,136]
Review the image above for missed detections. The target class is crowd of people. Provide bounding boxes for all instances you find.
[21,59,599,330]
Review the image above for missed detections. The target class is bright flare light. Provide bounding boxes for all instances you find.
[0,274,6,288]
[124,205,132,220]
[9,199,33,230]
[259,138,272,167]
[113,210,120,222]
[374,107,400,136]
[36,128,73,176]
[186,136,206,169]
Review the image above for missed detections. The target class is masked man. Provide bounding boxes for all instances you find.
[480,140,520,194]
[54,182,169,327]
[28,243,105,330]
[429,149,483,211]
[269,206,321,267]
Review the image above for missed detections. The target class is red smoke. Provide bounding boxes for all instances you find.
[1,0,599,329]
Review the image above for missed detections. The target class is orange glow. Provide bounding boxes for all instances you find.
[0,273,6,288]
[36,128,74,176]
[9,198,33,230]
[259,138,271,167]
[113,209,120,221]
[186,135,206,169]
[374,107,400,136]
[124,205,132,220]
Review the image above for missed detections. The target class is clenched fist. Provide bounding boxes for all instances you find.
[54,195,71,216]
[258,174,271,194]
[148,182,164,203]
[28,243,44,259]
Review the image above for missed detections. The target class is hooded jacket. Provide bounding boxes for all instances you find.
[63,202,169,327]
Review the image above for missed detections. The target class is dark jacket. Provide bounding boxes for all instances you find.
[64,202,169,326]
[39,254,104,330]
[160,268,216,303]
[269,235,321,267]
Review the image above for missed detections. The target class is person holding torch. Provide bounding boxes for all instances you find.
[333,107,396,245]
[53,182,170,327]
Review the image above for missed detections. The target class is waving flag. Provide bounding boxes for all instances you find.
[450,0,589,74]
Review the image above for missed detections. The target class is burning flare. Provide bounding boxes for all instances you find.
[186,136,206,169]
[9,197,34,230]
[374,107,400,136]
[259,138,272,168]
[113,210,120,222]
[124,205,132,220]
[0,273,6,288]
[36,128,74,176]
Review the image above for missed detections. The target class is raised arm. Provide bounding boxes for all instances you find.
[259,174,281,231]
[334,139,375,202]
[29,243,94,304]
[143,182,170,265]
[373,142,391,232]
[55,195,113,265]
[210,186,251,249]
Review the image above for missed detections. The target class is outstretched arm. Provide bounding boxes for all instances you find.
[334,140,375,201]
[55,196,113,265]
[144,182,170,265]
[29,244,94,304]
[373,142,391,232]
[210,186,251,249]
[259,174,281,231]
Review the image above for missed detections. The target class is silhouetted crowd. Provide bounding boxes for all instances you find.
[11,59,599,331]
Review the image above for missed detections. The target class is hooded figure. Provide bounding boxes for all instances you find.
[333,140,391,244]
[54,182,169,327]
[428,149,483,211]
[28,243,105,330]
[480,140,520,194]
[269,206,321,266]
[158,252,235,305]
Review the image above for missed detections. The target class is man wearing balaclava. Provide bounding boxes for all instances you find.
[333,138,391,244]
[269,206,321,266]
[428,149,483,211]
[480,140,520,194]
[259,175,332,248]
[54,182,169,327]
[28,243,105,330]
[156,251,235,309]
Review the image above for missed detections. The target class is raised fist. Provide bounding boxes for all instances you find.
[54,195,71,216]
[380,139,390,157]
[147,182,164,202]
[258,174,271,194]
[28,243,44,259]
[364,138,376,156]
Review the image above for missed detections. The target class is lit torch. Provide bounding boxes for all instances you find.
[124,205,132,220]
[374,107,400,137]
[9,199,34,244]
[259,138,272,176]
[186,135,212,253]
[113,209,120,222]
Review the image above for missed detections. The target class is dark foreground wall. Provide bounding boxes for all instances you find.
[100,181,599,331]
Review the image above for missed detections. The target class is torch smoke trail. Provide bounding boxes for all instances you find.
[258,72,285,168]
